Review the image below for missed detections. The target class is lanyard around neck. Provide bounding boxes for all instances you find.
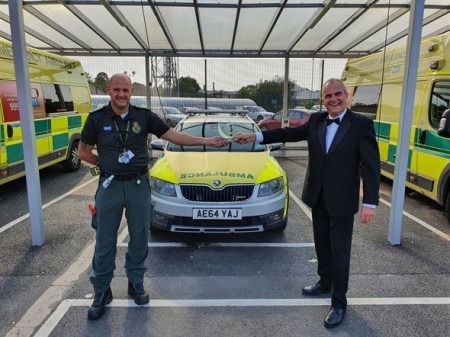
[113,119,130,148]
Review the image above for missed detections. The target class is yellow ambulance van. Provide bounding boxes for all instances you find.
[342,32,450,225]
[0,40,91,185]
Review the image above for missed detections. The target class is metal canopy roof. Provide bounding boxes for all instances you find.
[0,0,449,59]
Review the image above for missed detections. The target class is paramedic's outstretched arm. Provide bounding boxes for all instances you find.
[161,128,229,147]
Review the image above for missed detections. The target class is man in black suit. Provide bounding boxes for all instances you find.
[234,78,380,328]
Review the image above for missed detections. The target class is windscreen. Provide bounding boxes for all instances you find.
[167,121,265,152]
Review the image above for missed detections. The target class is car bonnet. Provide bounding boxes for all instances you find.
[150,151,284,187]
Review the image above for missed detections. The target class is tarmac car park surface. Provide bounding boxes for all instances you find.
[0,157,449,337]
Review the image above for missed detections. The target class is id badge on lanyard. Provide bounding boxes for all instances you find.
[114,119,134,164]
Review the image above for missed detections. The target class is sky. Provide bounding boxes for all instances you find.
[75,56,347,92]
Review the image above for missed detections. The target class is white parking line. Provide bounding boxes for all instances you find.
[379,198,450,241]
[6,243,95,337]
[5,182,449,337]
[290,189,450,242]
[34,297,450,337]
[0,177,98,234]
[289,190,312,220]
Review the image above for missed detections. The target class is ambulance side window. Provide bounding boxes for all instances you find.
[41,84,74,113]
[430,81,450,129]
[351,85,381,120]
[60,85,74,111]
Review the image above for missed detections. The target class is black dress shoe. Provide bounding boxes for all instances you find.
[324,307,346,328]
[128,282,149,305]
[87,288,113,320]
[302,282,331,296]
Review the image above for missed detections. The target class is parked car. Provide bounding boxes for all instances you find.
[240,106,274,122]
[153,106,186,127]
[257,109,311,131]
[311,104,327,112]
[149,109,289,234]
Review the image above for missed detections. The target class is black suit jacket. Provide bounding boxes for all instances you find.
[262,110,380,217]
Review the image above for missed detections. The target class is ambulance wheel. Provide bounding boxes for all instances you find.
[445,191,450,226]
[62,141,81,172]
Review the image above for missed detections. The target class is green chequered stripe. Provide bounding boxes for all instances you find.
[3,114,85,167]
[35,119,51,136]
[68,115,82,129]
[6,143,23,163]
[52,133,69,150]
[374,121,390,140]
[413,128,421,143]
[416,130,450,158]
[387,144,412,167]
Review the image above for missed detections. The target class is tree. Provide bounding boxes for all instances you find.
[94,72,109,93]
[173,76,201,97]
[236,84,257,101]
[237,76,296,112]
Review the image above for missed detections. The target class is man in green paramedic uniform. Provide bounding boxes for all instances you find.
[78,73,229,320]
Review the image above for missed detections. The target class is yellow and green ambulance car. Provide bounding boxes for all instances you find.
[149,110,289,233]
[0,40,91,185]
[342,32,450,225]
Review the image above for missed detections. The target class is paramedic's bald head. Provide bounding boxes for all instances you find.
[106,73,133,115]
[109,73,132,87]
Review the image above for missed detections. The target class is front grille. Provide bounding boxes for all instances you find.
[180,184,254,202]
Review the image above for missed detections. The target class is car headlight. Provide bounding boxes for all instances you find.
[150,177,176,197]
[258,177,284,197]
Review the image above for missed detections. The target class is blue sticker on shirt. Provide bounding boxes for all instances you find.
[103,126,112,131]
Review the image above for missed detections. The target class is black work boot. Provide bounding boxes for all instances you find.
[87,287,113,320]
[128,282,149,305]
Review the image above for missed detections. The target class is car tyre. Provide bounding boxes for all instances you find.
[62,141,81,172]
[260,125,268,132]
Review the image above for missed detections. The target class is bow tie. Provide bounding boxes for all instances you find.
[326,118,340,125]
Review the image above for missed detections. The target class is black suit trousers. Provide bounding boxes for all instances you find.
[311,189,354,309]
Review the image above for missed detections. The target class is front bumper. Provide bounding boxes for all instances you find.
[150,185,288,233]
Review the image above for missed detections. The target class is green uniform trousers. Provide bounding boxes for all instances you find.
[90,174,151,293]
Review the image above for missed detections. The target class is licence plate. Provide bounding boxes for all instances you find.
[193,208,242,220]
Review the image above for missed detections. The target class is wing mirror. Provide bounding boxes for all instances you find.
[268,143,283,151]
[149,139,165,151]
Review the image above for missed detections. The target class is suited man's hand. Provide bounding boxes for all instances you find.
[234,133,256,144]
[360,207,376,224]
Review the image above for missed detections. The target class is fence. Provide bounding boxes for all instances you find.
[78,56,346,113]
[84,57,341,159]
